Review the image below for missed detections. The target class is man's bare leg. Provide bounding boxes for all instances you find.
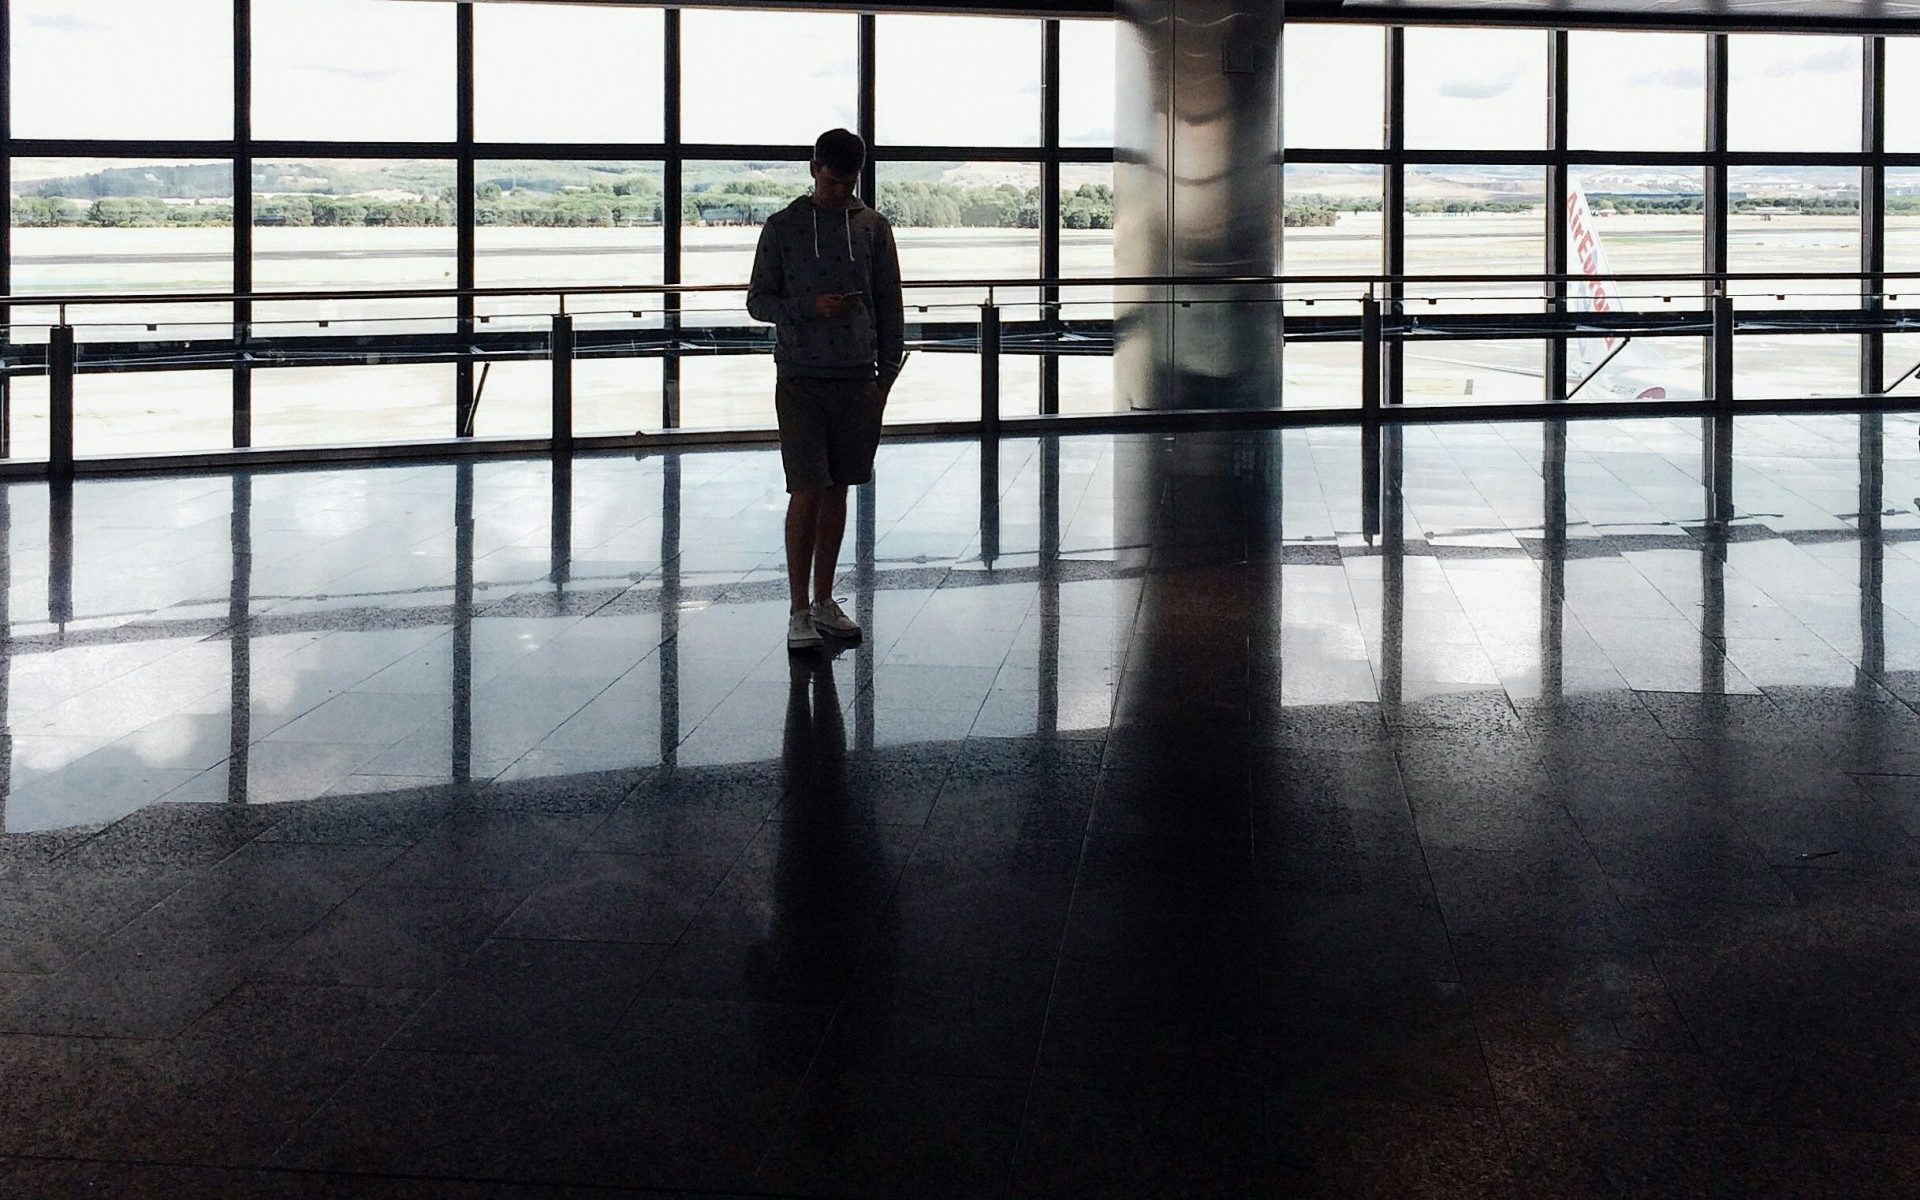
[811,485,849,604]
[786,488,823,612]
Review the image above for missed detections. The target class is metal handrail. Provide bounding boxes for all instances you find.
[0,268,1915,311]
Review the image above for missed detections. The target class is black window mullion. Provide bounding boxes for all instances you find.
[455,1,475,439]
[858,14,876,205]
[1863,34,1885,396]
[1547,30,1569,402]
[663,7,681,430]
[1384,25,1405,405]
[1041,18,1061,415]
[233,0,252,450]
[1705,33,1729,401]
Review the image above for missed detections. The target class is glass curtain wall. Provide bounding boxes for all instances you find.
[0,2,1120,457]
[3,6,1913,460]
[1287,24,1892,407]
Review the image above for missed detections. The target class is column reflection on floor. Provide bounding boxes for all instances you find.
[228,473,252,803]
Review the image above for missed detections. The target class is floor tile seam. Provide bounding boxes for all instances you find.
[1391,740,1502,1108]
[602,793,780,1031]
[999,743,1104,1200]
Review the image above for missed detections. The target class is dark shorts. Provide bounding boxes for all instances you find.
[774,375,883,493]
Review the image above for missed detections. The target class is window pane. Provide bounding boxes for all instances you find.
[681,11,856,145]
[475,161,665,329]
[1567,167,1705,400]
[11,0,231,138]
[1060,20,1115,147]
[1729,34,1862,153]
[1404,165,1546,311]
[1284,27,1383,150]
[1888,39,1920,153]
[1729,166,1861,400]
[877,162,1041,421]
[1727,166,1861,310]
[1284,164,1382,408]
[1889,168,1920,276]
[877,161,1040,299]
[1060,163,1116,320]
[1405,28,1548,151]
[253,0,453,141]
[878,16,1039,146]
[1568,32,1704,152]
[1283,163,1383,298]
[1404,165,1546,404]
[10,158,234,344]
[475,4,664,143]
[251,160,456,337]
[680,160,811,315]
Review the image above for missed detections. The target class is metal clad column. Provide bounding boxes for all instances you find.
[1114,0,1283,411]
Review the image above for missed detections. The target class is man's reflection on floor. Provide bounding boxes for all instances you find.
[783,651,847,804]
[763,647,894,1006]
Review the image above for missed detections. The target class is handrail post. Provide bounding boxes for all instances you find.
[551,312,574,456]
[1361,292,1382,418]
[48,324,75,480]
[980,299,1000,441]
[1710,289,1734,406]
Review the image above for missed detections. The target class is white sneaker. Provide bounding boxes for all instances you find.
[787,608,824,650]
[810,598,861,640]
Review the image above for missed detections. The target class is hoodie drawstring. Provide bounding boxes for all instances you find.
[809,202,856,262]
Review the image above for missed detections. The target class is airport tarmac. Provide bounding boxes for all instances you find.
[3,214,1916,459]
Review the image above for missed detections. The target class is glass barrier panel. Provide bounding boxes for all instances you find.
[250,363,455,447]
[889,346,1041,422]
[1735,333,1862,400]
[1056,354,1115,414]
[1282,341,1364,410]
[1402,340,1548,405]
[464,358,665,438]
[677,355,777,431]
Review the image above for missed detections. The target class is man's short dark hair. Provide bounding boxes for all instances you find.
[813,128,866,178]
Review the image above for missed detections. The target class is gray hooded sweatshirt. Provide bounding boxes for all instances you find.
[746,194,905,386]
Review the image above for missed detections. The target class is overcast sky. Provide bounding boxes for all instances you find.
[6,2,1910,160]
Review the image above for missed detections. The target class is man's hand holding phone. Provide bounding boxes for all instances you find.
[812,291,864,319]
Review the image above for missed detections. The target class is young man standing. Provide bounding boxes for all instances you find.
[747,128,905,651]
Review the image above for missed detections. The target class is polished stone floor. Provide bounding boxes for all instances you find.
[2,416,1920,1197]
